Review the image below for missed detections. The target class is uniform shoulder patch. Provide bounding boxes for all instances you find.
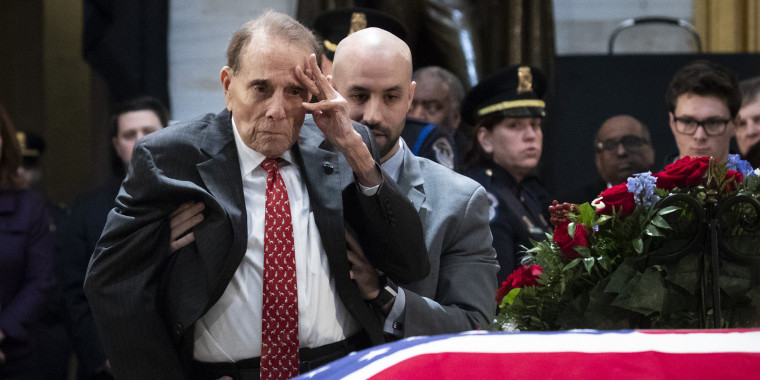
[486,191,498,221]
[432,137,455,169]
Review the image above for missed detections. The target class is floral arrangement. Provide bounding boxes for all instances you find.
[489,155,760,332]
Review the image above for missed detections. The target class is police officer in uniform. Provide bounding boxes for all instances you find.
[401,118,456,170]
[462,65,552,282]
[312,8,457,170]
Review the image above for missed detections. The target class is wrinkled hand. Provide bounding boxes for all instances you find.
[169,202,205,253]
[296,54,381,186]
[345,228,381,300]
[295,53,356,147]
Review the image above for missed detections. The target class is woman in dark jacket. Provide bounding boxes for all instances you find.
[462,65,553,283]
[0,102,54,379]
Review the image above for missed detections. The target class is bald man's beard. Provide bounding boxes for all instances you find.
[363,120,402,159]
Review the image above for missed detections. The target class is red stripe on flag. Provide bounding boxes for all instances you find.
[368,352,760,380]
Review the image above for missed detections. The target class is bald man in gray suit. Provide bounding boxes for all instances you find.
[330,28,498,336]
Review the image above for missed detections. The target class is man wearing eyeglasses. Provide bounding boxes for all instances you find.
[594,115,655,187]
[665,60,741,164]
[559,115,655,204]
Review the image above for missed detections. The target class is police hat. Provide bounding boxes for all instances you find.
[16,131,46,168]
[313,7,407,61]
[460,65,547,126]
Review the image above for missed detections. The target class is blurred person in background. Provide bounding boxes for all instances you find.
[59,96,168,380]
[664,60,740,165]
[559,115,655,204]
[0,102,55,380]
[406,66,466,170]
[14,130,72,380]
[737,76,760,167]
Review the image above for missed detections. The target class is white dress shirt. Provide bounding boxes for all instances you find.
[193,118,360,362]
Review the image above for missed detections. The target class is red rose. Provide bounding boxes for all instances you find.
[654,156,710,190]
[725,170,743,192]
[495,264,543,302]
[595,183,636,218]
[553,221,589,259]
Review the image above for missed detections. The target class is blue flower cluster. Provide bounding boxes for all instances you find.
[727,154,755,177]
[627,171,660,208]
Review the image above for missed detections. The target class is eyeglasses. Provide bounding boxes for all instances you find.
[596,135,649,153]
[673,117,731,136]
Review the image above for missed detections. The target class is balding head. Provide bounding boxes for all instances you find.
[333,28,413,86]
[594,115,655,186]
[329,27,416,161]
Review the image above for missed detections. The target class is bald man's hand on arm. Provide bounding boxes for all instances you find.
[296,53,382,187]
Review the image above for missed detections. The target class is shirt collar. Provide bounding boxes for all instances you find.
[380,138,405,183]
[231,116,293,176]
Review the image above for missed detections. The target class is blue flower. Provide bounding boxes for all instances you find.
[627,172,660,208]
[727,154,755,176]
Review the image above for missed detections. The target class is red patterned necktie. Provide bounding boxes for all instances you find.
[260,158,299,379]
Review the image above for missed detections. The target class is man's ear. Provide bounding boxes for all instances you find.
[451,106,461,130]
[594,153,604,178]
[221,66,233,110]
[326,74,337,92]
[728,116,738,136]
[476,126,493,154]
[408,81,417,110]
[320,54,334,76]
[668,112,677,135]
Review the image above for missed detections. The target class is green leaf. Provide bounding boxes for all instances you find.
[605,258,638,294]
[645,224,664,237]
[612,268,667,315]
[568,222,576,239]
[656,205,680,216]
[651,215,671,230]
[563,258,582,272]
[573,245,592,258]
[583,257,595,273]
[632,237,644,254]
[596,214,612,225]
[577,202,596,226]
[501,288,521,307]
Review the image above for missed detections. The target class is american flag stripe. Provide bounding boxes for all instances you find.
[296,329,760,380]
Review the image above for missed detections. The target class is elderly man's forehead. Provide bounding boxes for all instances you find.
[240,37,310,67]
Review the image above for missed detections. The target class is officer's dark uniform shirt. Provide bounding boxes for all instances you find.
[466,160,552,283]
[402,118,457,170]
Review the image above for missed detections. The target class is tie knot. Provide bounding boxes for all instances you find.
[261,158,281,173]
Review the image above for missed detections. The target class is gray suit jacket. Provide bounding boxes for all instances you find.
[83,111,428,379]
[394,140,498,336]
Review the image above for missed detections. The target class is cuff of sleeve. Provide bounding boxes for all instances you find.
[382,287,406,336]
[358,182,380,196]
[356,162,384,196]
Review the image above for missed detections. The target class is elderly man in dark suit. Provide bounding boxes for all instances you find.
[84,11,427,380]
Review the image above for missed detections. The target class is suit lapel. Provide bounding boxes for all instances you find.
[292,134,345,248]
[194,110,248,302]
[398,141,426,213]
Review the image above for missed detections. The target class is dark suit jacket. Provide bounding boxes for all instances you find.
[84,110,428,379]
[0,188,54,368]
[58,176,121,378]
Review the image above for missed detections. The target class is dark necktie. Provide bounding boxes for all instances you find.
[260,158,299,379]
